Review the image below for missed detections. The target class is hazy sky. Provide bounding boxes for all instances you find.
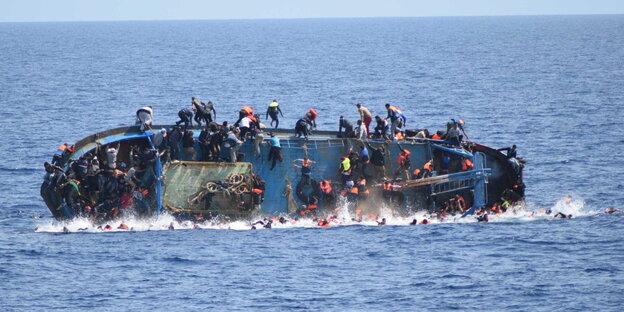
[1,0,623,22]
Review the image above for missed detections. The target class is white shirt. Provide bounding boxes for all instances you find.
[240,116,252,128]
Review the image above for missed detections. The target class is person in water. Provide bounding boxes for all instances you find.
[476,214,489,223]
[266,99,284,128]
[554,212,573,219]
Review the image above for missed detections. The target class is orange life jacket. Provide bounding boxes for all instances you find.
[382,182,393,191]
[350,187,359,194]
[308,203,318,210]
[431,133,442,140]
[319,181,332,194]
[388,105,403,114]
[461,159,474,171]
[423,161,433,171]
[395,132,405,140]
[413,168,421,176]
[309,108,317,119]
[241,106,254,115]
[397,150,411,165]
[252,188,264,194]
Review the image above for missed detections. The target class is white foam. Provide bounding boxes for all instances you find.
[34,195,602,233]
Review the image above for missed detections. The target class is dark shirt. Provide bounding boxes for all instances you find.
[182,131,195,148]
[339,118,354,137]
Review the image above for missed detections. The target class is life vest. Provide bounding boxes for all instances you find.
[308,203,318,210]
[423,161,433,171]
[138,188,149,196]
[241,106,254,115]
[350,187,359,194]
[395,132,405,140]
[252,188,264,194]
[341,158,351,172]
[388,105,402,114]
[309,108,317,120]
[269,101,279,108]
[412,168,421,178]
[319,181,332,194]
[461,158,474,171]
[382,182,393,191]
[431,133,442,140]
[397,150,411,165]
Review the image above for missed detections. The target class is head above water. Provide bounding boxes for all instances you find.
[356,103,361,108]
[385,103,390,108]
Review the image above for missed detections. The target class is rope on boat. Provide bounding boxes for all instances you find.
[187,173,251,206]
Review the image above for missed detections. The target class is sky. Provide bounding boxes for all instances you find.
[0,0,623,22]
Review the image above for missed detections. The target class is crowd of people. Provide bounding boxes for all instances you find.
[43,141,157,221]
[45,97,524,223]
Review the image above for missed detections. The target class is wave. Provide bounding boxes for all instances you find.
[34,195,606,233]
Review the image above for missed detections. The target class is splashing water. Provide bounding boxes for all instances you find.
[34,195,602,233]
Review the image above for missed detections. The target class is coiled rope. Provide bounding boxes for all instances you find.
[187,173,251,207]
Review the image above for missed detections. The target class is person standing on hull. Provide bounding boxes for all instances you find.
[224,128,242,163]
[355,120,368,140]
[385,103,406,138]
[294,109,317,139]
[238,113,256,140]
[176,107,194,128]
[445,121,462,145]
[338,116,354,138]
[135,106,153,131]
[192,98,216,127]
[356,104,372,136]
[373,116,390,139]
[234,106,254,127]
[266,99,284,129]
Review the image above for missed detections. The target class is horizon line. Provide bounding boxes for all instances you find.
[1,12,622,24]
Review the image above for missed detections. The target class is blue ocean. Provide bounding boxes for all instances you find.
[1,16,623,311]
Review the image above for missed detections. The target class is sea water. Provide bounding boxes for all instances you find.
[1,16,623,311]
